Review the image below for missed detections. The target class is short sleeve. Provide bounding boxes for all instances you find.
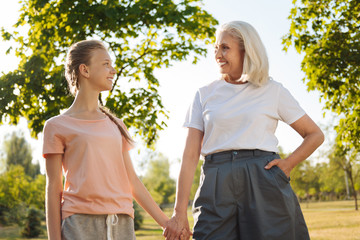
[277,85,306,124]
[42,120,65,158]
[118,120,135,152]
[183,90,204,131]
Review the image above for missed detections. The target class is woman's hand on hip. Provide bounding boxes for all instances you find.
[264,158,293,178]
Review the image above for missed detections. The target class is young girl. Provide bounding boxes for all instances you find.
[43,40,169,240]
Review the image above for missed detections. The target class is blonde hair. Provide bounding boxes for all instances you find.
[216,21,269,86]
[64,40,134,144]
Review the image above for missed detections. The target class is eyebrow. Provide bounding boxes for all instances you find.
[215,42,229,47]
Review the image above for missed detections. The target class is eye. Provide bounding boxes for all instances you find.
[222,46,229,50]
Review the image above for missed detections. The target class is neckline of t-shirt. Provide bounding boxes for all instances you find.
[60,114,109,122]
[220,79,250,88]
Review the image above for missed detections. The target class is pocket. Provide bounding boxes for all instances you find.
[272,165,290,183]
[267,164,291,192]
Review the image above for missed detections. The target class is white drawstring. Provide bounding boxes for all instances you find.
[106,214,119,240]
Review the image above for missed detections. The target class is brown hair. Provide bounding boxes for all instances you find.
[65,40,134,144]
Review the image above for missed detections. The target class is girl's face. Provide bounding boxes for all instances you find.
[86,49,116,92]
[214,31,245,82]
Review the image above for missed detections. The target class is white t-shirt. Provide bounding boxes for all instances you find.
[183,78,306,156]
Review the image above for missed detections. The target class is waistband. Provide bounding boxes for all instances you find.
[205,149,276,161]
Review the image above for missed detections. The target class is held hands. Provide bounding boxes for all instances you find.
[163,212,192,240]
[264,158,294,178]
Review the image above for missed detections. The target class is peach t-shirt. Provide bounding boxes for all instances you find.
[42,114,134,220]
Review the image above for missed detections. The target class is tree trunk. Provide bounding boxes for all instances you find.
[346,168,358,210]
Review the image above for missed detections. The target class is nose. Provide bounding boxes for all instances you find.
[110,66,116,74]
[215,48,222,60]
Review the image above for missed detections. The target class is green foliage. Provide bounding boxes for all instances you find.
[291,160,320,200]
[0,0,218,147]
[133,201,144,231]
[2,131,40,178]
[142,153,176,206]
[0,166,45,225]
[21,208,44,238]
[318,161,345,196]
[283,0,360,151]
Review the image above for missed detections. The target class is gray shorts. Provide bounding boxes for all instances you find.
[61,213,135,240]
[192,149,310,240]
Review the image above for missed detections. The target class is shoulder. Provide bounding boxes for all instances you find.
[257,78,286,95]
[44,115,65,127]
[263,77,283,89]
[43,115,67,137]
[112,116,128,128]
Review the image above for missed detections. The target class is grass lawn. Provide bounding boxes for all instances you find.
[0,200,359,239]
[301,201,360,240]
[136,200,360,240]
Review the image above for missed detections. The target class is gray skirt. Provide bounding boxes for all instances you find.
[61,213,136,240]
[192,149,310,240]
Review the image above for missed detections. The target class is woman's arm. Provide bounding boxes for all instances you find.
[45,154,63,240]
[163,128,204,240]
[265,114,325,176]
[122,150,169,228]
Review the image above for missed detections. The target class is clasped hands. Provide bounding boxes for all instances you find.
[163,213,192,240]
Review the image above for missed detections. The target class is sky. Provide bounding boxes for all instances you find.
[0,0,331,176]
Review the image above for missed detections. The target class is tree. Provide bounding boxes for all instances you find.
[21,208,44,238]
[0,0,218,147]
[282,0,360,151]
[142,153,176,207]
[0,165,45,225]
[0,165,31,225]
[331,145,360,210]
[290,160,320,203]
[2,131,40,178]
[317,161,346,200]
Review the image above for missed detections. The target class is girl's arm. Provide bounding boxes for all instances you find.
[45,154,63,240]
[163,128,204,240]
[265,114,325,176]
[122,150,169,228]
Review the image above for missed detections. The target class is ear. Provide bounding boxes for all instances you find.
[79,64,90,78]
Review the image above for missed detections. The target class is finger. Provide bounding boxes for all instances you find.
[163,228,168,237]
[264,159,279,169]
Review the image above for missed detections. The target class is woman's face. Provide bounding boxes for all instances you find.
[214,31,245,82]
[86,48,116,92]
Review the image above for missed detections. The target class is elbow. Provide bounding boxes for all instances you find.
[316,129,325,147]
[304,129,324,149]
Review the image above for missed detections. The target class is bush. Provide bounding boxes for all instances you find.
[133,201,144,231]
[21,208,43,238]
[0,203,27,226]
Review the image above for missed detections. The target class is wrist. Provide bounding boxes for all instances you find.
[284,157,297,170]
[173,207,188,217]
[160,216,169,228]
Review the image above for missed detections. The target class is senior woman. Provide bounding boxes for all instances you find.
[164,21,324,240]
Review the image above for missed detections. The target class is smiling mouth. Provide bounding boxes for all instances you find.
[218,62,227,67]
